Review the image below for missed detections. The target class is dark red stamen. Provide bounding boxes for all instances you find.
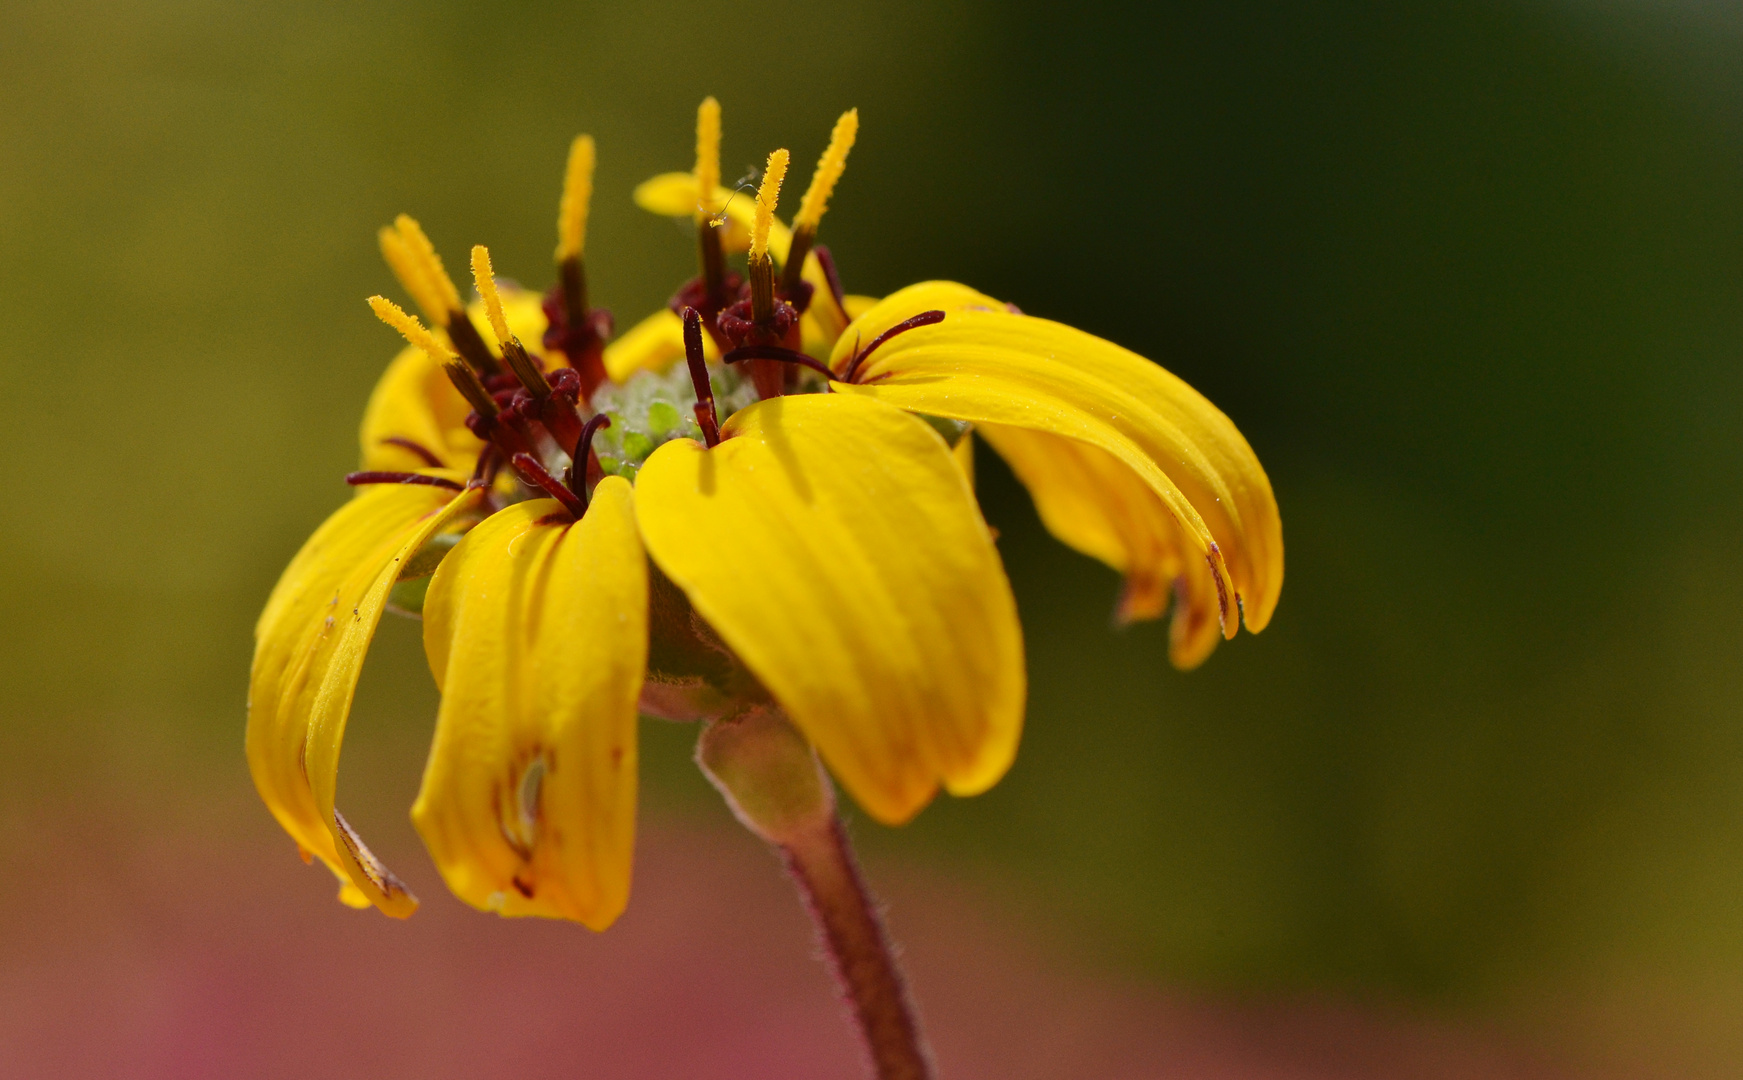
[670,271,744,354]
[568,412,613,505]
[813,245,846,311]
[470,446,501,487]
[345,471,464,491]
[842,310,946,383]
[378,437,444,468]
[510,452,587,519]
[542,273,613,402]
[722,344,837,384]
[682,307,721,448]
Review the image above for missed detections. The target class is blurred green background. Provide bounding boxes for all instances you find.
[3,0,1741,1075]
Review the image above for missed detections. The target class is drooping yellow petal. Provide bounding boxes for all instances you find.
[635,394,1024,825]
[359,290,550,471]
[414,481,647,929]
[633,171,792,259]
[976,424,1223,669]
[829,281,1283,638]
[952,425,976,492]
[248,480,482,915]
[602,307,722,384]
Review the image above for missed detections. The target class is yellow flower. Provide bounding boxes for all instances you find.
[248,101,1281,931]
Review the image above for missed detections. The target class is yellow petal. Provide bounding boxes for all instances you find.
[602,307,721,384]
[359,343,483,471]
[633,171,793,258]
[248,479,481,916]
[634,394,1023,825]
[359,290,550,471]
[975,424,1222,669]
[830,281,1283,638]
[952,425,976,492]
[413,480,647,929]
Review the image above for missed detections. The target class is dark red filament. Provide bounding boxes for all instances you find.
[542,271,613,402]
[813,245,846,311]
[567,412,613,508]
[682,307,721,448]
[378,436,444,468]
[345,471,464,492]
[510,452,587,519]
[722,344,836,383]
[842,310,946,384]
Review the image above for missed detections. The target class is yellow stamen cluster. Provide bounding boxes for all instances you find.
[695,97,722,218]
[378,215,464,326]
[749,148,790,265]
[469,245,515,349]
[368,295,454,360]
[794,109,858,234]
[556,134,596,263]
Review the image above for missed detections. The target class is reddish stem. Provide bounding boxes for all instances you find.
[782,818,935,1080]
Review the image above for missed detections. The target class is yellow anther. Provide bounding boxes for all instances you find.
[393,215,464,315]
[469,245,515,349]
[377,227,446,325]
[695,97,721,217]
[368,295,454,360]
[794,109,858,233]
[556,134,596,262]
[749,148,790,265]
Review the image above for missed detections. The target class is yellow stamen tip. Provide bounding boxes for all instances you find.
[749,148,790,265]
[392,214,464,317]
[377,226,434,321]
[695,96,722,217]
[368,295,453,360]
[794,109,858,233]
[556,134,596,262]
[469,245,514,348]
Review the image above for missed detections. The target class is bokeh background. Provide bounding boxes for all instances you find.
[2,1,1740,1076]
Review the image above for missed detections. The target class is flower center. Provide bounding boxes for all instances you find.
[589,360,759,479]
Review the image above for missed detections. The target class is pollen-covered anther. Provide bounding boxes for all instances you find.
[471,245,552,397]
[381,215,499,375]
[544,134,612,402]
[556,135,595,265]
[694,97,728,304]
[368,295,455,361]
[694,97,722,219]
[748,148,789,278]
[782,109,858,292]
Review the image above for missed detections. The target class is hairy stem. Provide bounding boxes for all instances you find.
[781,816,934,1080]
[695,708,934,1079]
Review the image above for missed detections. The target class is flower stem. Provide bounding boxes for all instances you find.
[694,708,935,1079]
[780,815,934,1080]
